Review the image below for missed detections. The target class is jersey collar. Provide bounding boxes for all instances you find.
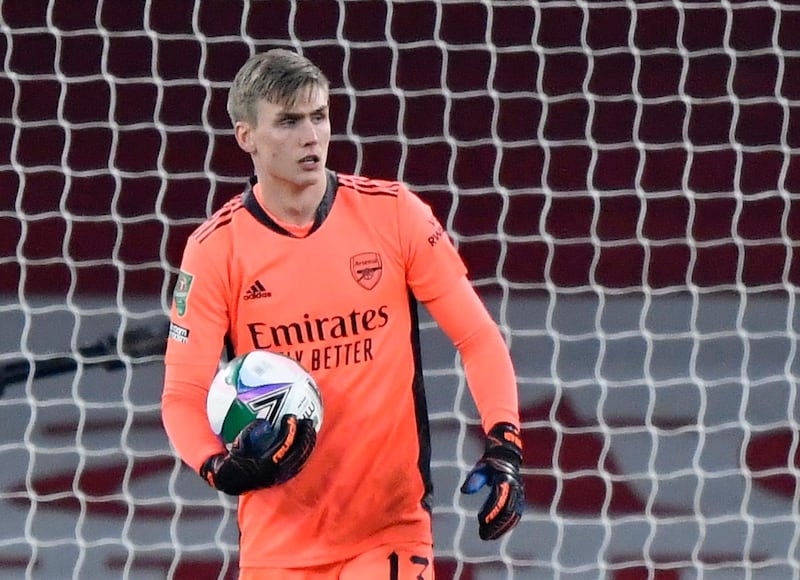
[242,170,339,237]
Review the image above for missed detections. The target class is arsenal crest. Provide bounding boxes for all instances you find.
[350,252,383,290]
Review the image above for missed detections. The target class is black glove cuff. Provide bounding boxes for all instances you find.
[199,453,224,486]
[200,451,261,495]
[485,422,523,466]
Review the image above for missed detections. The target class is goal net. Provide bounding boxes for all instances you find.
[2,1,800,578]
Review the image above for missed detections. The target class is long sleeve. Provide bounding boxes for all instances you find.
[424,277,520,432]
[162,361,226,471]
[161,216,233,472]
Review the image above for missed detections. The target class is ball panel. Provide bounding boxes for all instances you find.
[236,350,303,388]
[221,398,257,444]
[222,355,246,385]
[206,372,237,437]
[240,383,293,426]
[283,378,324,431]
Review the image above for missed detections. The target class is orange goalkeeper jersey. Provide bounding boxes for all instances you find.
[162,171,519,567]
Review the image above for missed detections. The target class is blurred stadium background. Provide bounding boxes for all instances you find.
[2,1,800,578]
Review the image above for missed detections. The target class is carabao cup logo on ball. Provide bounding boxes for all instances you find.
[207,350,324,445]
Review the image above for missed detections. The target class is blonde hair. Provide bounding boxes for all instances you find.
[227,48,329,126]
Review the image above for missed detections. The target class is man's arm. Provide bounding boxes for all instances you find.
[424,277,520,431]
[162,227,233,471]
[162,362,226,471]
[397,184,524,538]
[424,277,524,540]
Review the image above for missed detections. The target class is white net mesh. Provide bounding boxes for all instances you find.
[2,1,800,578]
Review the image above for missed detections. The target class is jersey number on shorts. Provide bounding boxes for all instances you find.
[387,552,430,580]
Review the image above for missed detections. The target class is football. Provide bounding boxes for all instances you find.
[206,350,323,446]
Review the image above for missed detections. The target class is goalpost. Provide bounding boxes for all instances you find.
[2,1,800,578]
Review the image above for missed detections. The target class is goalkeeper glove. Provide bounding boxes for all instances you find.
[460,422,525,540]
[200,414,317,495]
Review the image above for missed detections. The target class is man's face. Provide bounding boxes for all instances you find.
[236,85,331,191]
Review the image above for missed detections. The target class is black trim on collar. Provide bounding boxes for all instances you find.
[241,170,339,237]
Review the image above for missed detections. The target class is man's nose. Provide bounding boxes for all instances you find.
[300,117,318,144]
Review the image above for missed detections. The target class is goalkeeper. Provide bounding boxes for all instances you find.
[161,48,524,579]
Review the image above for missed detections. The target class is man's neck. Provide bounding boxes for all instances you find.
[253,177,326,227]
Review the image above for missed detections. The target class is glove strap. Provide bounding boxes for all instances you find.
[485,422,523,465]
[199,453,227,490]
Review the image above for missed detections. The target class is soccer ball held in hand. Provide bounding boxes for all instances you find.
[206,349,324,446]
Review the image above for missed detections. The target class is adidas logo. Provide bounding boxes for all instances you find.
[243,279,272,300]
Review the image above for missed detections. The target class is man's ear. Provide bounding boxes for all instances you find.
[234,121,255,154]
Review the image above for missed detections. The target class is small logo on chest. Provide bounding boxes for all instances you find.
[244,279,272,300]
[350,252,383,290]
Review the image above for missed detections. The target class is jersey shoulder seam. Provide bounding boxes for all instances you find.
[338,173,401,198]
[190,195,246,244]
